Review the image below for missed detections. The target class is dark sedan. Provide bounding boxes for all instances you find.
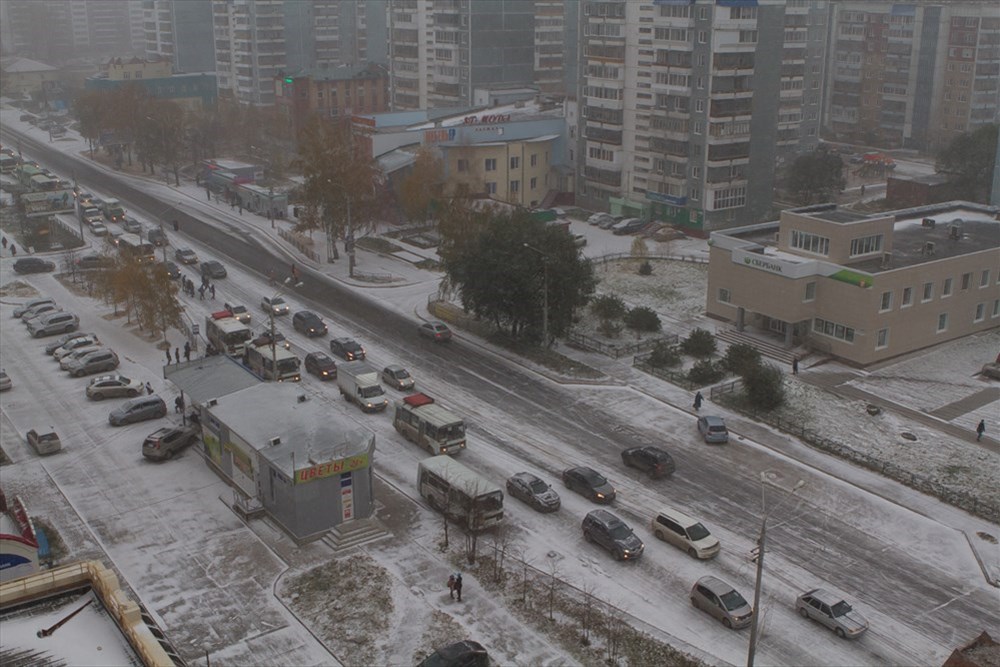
[200,260,227,279]
[304,352,337,380]
[292,310,328,337]
[13,257,55,274]
[562,466,616,504]
[621,446,676,478]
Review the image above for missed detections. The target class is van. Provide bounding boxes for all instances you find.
[651,507,721,559]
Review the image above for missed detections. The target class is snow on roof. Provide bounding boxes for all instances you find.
[164,354,260,406]
[377,147,419,174]
[3,58,58,73]
[408,100,544,130]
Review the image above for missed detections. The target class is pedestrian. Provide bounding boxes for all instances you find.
[175,347,180,364]
[145,382,154,395]
[453,573,463,601]
[977,419,986,442]
[172,219,179,232]
[206,187,211,201]
[1,236,6,249]
[165,348,172,365]
[202,275,209,288]
[447,574,456,599]
[792,357,799,375]
[210,284,216,299]
[693,391,703,411]
[198,285,205,300]
[174,395,184,414]
[238,203,242,215]
[10,244,15,256]
[184,341,191,361]
[860,184,866,197]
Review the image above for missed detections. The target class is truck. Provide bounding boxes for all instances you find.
[393,393,467,455]
[101,198,126,223]
[337,361,388,413]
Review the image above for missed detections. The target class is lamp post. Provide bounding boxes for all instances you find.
[523,243,549,347]
[747,476,805,667]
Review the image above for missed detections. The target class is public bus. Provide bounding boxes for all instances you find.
[417,456,504,531]
[245,341,301,382]
[205,311,252,356]
[394,393,467,456]
[117,233,156,264]
[0,153,17,173]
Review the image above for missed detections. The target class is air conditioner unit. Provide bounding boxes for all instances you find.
[269,437,281,446]
[949,224,962,240]
[923,241,935,255]
[206,398,218,407]
[921,217,936,228]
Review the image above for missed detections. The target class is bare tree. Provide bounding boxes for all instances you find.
[488,523,516,585]
[546,560,561,622]
[579,581,598,646]
[603,601,629,665]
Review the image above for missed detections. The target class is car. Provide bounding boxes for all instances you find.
[329,337,365,361]
[582,509,644,561]
[121,217,143,234]
[795,589,869,639]
[261,295,290,316]
[418,320,453,342]
[147,227,168,247]
[304,351,337,380]
[599,216,623,230]
[506,472,560,512]
[28,312,79,338]
[26,428,61,455]
[142,424,200,461]
[562,466,616,503]
[252,330,290,350]
[175,248,198,264]
[690,576,754,630]
[697,416,729,443]
[45,330,86,355]
[381,365,415,391]
[621,446,676,478]
[86,374,143,400]
[200,260,227,279]
[53,334,101,360]
[292,310,327,337]
[418,640,489,667]
[19,113,35,122]
[76,253,115,270]
[89,222,109,236]
[613,218,650,235]
[59,344,103,369]
[108,395,167,426]
[21,303,60,324]
[0,369,11,392]
[651,507,721,559]
[15,297,56,319]
[224,303,251,324]
[64,349,119,377]
[48,242,65,251]
[588,212,613,226]
[81,208,103,225]
[13,257,56,274]
[161,260,181,280]
[572,233,588,248]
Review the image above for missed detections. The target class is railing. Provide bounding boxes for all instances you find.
[277,227,319,262]
[570,331,676,359]
[589,252,708,267]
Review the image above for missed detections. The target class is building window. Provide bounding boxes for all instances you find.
[876,328,889,349]
[698,30,707,43]
[510,180,520,193]
[901,287,912,307]
[879,291,892,312]
[922,282,934,302]
[993,299,1000,318]
[849,234,883,257]
[974,303,985,322]
[942,277,953,297]
[530,154,537,167]
[790,230,830,256]
[718,287,731,304]
[804,281,816,302]
[486,181,497,194]
[485,158,497,172]
[695,99,705,113]
[962,272,971,289]
[712,186,746,210]
[813,318,855,343]
[457,159,468,172]
[981,269,991,287]
[510,156,520,169]
[530,177,537,189]
[937,313,948,332]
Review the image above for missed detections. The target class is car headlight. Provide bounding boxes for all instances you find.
[595,493,605,499]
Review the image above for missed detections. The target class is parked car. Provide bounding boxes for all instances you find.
[121,217,143,234]
[109,395,167,426]
[174,248,198,264]
[21,303,60,324]
[292,310,327,337]
[613,218,650,235]
[621,446,676,478]
[795,589,869,639]
[690,576,754,629]
[224,303,251,324]
[304,351,337,380]
[59,345,103,369]
[142,424,200,460]
[76,253,115,270]
[329,337,365,361]
[588,213,614,226]
[418,640,489,667]
[161,260,181,280]
[65,349,119,377]
[200,260,227,279]
[45,331,83,354]
[26,428,62,455]
[418,320,453,342]
[261,295,289,316]
[53,334,101,360]
[598,216,622,230]
[86,374,144,400]
[582,509,644,561]
[147,227,168,247]
[89,222,109,236]
[697,415,730,443]
[15,297,56,319]
[562,466,616,504]
[572,233,588,248]
[506,472,560,512]
[651,507,720,559]
[381,365,415,391]
[0,369,11,392]
[28,312,79,338]
[13,257,55,274]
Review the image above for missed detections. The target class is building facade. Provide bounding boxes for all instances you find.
[1,0,144,64]
[706,202,1000,366]
[824,1,1000,152]
[85,57,217,110]
[274,63,390,133]
[577,0,828,232]
[142,0,216,74]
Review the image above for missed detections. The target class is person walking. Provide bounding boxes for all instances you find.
[977,419,986,442]
[210,284,216,299]
[172,219,179,232]
[174,347,180,364]
[184,341,191,362]
[174,395,184,414]
[792,357,799,375]
[693,391,703,411]
[165,347,172,365]
[9,244,15,256]
[198,285,205,300]
[453,573,463,602]
[145,382,154,395]
[447,574,456,600]
[1,236,7,250]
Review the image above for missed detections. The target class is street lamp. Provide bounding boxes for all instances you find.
[523,243,549,347]
[747,475,806,667]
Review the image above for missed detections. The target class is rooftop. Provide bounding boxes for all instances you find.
[163,354,260,406]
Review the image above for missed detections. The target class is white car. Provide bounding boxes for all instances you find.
[86,374,144,400]
[53,335,101,360]
[90,222,109,236]
[60,345,103,370]
[14,297,56,319]
[261,295,289,316]
[0,369,11,392]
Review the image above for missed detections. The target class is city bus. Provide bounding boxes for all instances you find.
[205,311,252,356]
[417,456,504,531]
[394,393,467,455]
[117,233,156,264]
[245,341,301,382]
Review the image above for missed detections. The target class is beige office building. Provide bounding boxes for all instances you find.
[706,203,1000,366]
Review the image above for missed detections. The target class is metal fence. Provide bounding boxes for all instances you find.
[590,253,708,268]
[277,227,319,262]
[568,331,676,359]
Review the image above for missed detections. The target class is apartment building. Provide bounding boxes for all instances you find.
[274,63,390,133]
[706,202,1000,366]
[142,0,215,74]
[212,0,286,106]
[825,1,1000,153]
[1,0,144,64]
[577,0,828,232]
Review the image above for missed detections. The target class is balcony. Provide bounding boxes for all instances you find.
[584,126,623,145]
[584,165,622,187]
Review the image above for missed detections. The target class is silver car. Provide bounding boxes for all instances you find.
[690,576,753,630]
[15,297,56,319]
[795,589,869,639]
[506,472,561,512]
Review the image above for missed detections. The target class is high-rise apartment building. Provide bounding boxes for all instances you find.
[1,0,144,64]
[143,0,215,73]
[577,0,828,231]
[825,1,1000,153]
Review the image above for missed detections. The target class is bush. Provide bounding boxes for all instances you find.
[687,359,724,385]
[647,341,681,368]
[722,343,762,376]
[591,294,627,322]
[597,319,622,338]
[681,328,717,358]
[741,362,786,411]
[624,306,662,333]
[637,260,653,276]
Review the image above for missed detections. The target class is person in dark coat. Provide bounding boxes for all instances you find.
[1,237,6,249]
[184,341,191,362]
[9,244,15,256]
[447,574,456,599]
[693,391,703,411]
[453,573,463,601]
[977,420,986,442]
[145,382,154,395]
[210,284,216,299]
[174,395,185,413]
[165,347,172,364]
[792,357,799,375]
[174,347,180,364]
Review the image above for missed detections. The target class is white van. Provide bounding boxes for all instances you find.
[650,507,721,559]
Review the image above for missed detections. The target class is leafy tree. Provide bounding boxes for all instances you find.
[624,306,661,334]
[687,359,724,385]
[443,210,596,343]
[647,341,681,368]
[590,294,626,323]
[398,147,443,223]
[741,362,786,411]
[722,343,762,376]
[785,150,846,204]
[136,100,186,185]
[681,328,717,358]
[936,124,998,203]
[72,90,107,158]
